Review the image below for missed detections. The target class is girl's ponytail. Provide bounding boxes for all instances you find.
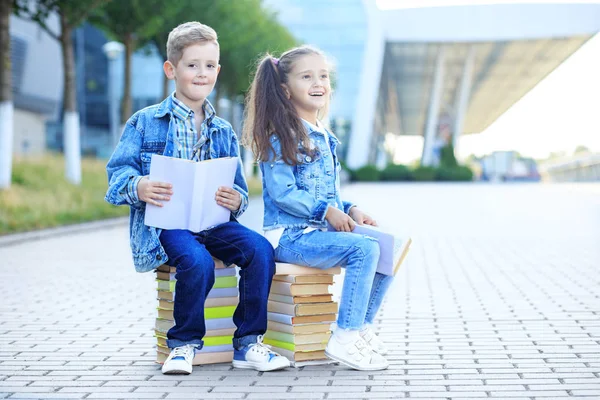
[243,53,310,165]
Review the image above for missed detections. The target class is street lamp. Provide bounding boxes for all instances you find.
[102,41,124,149]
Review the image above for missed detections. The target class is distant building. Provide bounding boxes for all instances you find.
[479,151,541,182]
[9,13,62,155]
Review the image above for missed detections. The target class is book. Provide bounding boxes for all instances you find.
[328,223,412,276]
[155,334,233,348]
[263,338,327,352]
[157,287,237,300]
[155,317,235,334]
[156,268,235,281]
[265,330,330,345]
[157,275,237,292]
[157,305,236,320]
[270,281,330,296]
[268,293,332,304]
[154,328,235,338]
[268,301,338,316]
[268,312,336,325]
[156,350,233,365]
[267,321,331,335]
[273,274,334,284]
[157,343,233,354]
[268,346,329,363]
[158,296,238,310]
[144,154,239,232]
[156,259,227,273]
[275,263,341,276]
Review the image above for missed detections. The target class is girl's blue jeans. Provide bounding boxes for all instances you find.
[159,221,275,350]
[275,227,395,330]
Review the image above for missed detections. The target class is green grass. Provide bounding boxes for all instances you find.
[0,154,263,235]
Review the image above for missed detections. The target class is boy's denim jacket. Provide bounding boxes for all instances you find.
[105,96,249,273]
[260,121,354,231]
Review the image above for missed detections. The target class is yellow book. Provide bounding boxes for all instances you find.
[263,338,327,352]
[157,305,236,320]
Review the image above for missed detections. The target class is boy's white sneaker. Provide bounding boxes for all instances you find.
[232,335,290,372]
[325,335,389,371]
[360,327,389,355]
[161,344,195,375]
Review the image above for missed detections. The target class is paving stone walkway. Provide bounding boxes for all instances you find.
[1,183,599,399]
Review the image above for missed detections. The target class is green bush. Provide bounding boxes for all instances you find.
[436,165,474,181]
[380,164,413,181]
[412,166,437,181]
[353,165,381,182]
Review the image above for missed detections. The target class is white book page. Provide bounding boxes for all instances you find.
[144,154,194,230]
[192,157,238,232]
[352,224,395,276]
[144,155,238,232]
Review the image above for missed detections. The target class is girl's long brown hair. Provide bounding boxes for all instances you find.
[242,46,329,165]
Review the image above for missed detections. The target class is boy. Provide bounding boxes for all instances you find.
[105,22,290,374]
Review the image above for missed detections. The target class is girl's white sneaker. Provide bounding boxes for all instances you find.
[325,335,389,371]
[360,327,389,355]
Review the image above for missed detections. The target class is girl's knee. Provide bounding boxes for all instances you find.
[356,237,380,259]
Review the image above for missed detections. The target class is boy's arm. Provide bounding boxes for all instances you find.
[228,130,249,218]
[105,118,144,208]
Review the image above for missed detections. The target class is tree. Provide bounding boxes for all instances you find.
[150,0,296,113]
[574,145,590,154]
[90,0,183,123]
[13,0,111,184]
[0,0,14,189]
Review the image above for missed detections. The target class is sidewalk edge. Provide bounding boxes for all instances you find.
[0,217,129,248]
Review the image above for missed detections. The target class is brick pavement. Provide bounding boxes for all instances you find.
[0,183,599,400]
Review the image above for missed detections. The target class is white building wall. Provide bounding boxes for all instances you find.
[13,109,47,155]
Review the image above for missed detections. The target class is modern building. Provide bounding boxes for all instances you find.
[8,13,62,156]
[266,0,600,169]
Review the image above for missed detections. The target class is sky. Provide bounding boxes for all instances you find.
[377,0,600,163]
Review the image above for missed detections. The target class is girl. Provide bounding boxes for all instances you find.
[243,45,395,371]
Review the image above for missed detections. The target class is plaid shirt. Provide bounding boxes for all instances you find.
[170,93,216,161]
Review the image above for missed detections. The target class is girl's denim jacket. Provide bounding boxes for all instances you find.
[105,96,249,273]
[260,121,354,231]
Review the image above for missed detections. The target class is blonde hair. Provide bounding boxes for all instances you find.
[166,22,218,65]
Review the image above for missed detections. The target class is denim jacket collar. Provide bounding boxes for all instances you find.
[301,119,340,145]
[153,92,216,125]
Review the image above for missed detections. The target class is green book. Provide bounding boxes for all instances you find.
[263,338,327,352]
[157,275,237,292]
[157,305,236,320]
[265,330,330,345]
[156,333,232,347]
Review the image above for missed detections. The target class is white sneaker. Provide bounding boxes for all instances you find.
[325,335,389,371]
[360,327,389,355]
[232,335,291,372]
[161,344,195,374]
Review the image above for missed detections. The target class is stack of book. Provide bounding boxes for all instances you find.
[264,263,341,366]
[155,260,239,365]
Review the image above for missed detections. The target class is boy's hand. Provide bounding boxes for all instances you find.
[137,176,172,207]
[326,206,356,232]
[349,207,378,227]
[216,187,241,212]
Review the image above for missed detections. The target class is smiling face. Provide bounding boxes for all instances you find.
[282,53,331,124]
[163,41,220,110]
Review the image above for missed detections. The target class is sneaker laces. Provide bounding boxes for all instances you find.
[248,335,278,358]
[171,344,195,361]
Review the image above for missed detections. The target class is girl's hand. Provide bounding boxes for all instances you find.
[137,176,172,207]
[216,187,241,211]
[349,207,378,227]
[326,206,356,232]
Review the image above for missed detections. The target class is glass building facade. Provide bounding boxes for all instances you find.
[264,0,367,159]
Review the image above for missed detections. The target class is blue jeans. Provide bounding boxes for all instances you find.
[275,228,394,330]
[159,221,275,350]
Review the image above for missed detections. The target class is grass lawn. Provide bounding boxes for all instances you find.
[0,154,262,235]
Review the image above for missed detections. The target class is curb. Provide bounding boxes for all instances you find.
[0,217,129,248]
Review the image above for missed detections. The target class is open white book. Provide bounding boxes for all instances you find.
[329,223,412,276]
[144,154,238,232]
